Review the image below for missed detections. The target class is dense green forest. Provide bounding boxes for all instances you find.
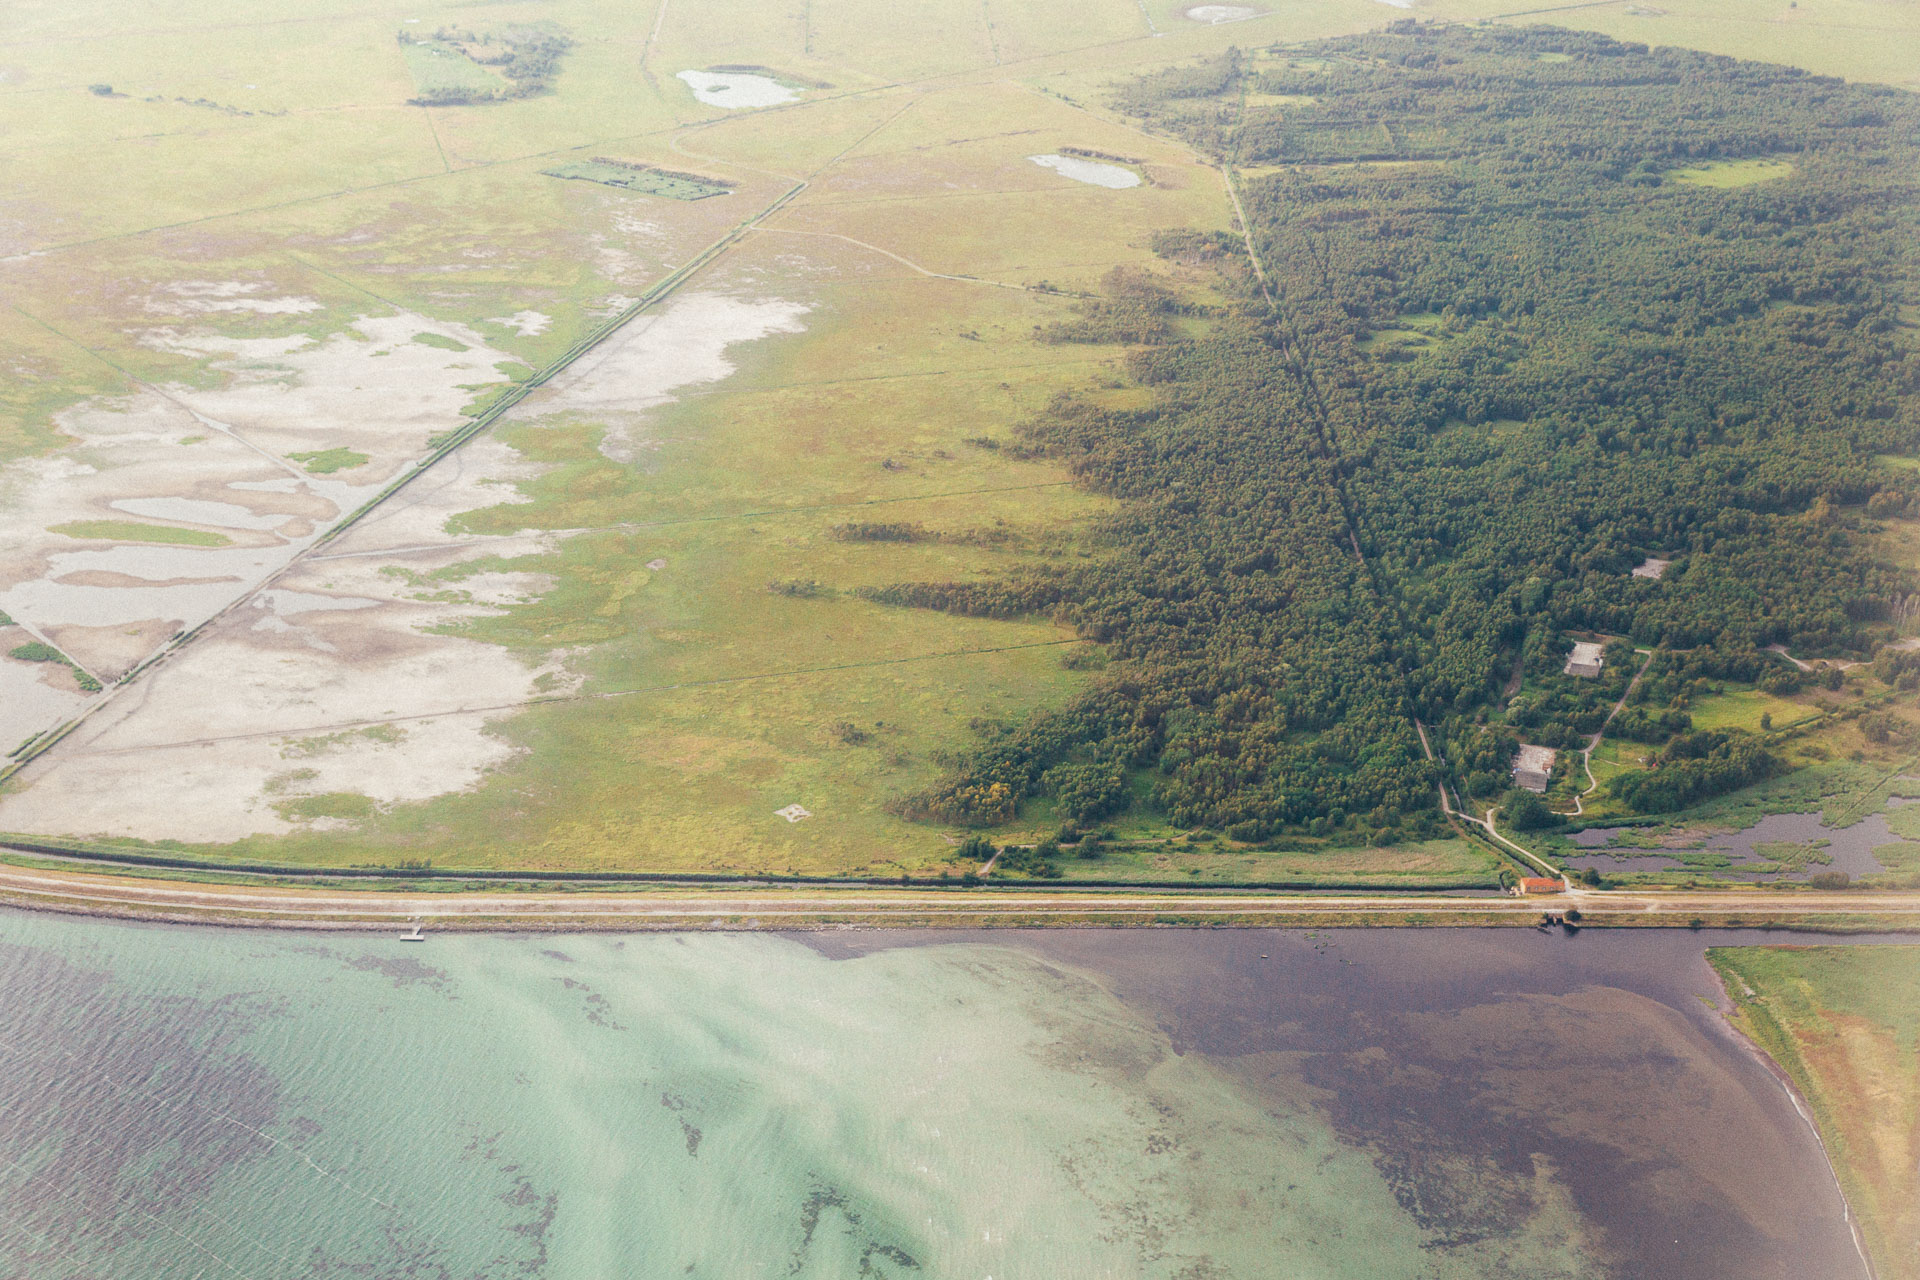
[877,26,1920,838]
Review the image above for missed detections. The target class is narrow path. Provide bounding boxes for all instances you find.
[0,860,1911,929]
[1565,646,1654,817]
[1416,718,1565,886]
[745,225,1069,293]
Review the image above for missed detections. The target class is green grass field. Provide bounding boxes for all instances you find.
[1668,157,1795,187]
[1,0,1914,875]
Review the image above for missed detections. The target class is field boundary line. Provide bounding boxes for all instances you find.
[62,638,1081,756]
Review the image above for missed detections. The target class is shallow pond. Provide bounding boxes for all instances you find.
[1185,4,1260,20]
[0,911,1880,1279]
[676,69,798,109]
[1029,153,1141,189]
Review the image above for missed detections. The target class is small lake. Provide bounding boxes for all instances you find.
[1567,806,1902,880]
[676,69,798,109]
[1029,153,1142,189]
[0,911,1880,1279]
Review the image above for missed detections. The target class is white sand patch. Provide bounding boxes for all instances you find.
[490,310,552,337]
[145,313,516,478]
[0,432,564,840]
[111,496,295,531]
[10,542,303,631]
[1631,557,1670,580]
[1185,4,1259,21]
[150,280,323,316]
[0,555,545,840]
[514,292,808,463]
[0,391,328,684]
[1374,0,1416,8]
[775,803,812,822]
[1029,154,1142,189]
[677,69,798,110]
[646,558,668,571]
[0,309,516,731]
[0,289,811,842]
[591,294,640,318]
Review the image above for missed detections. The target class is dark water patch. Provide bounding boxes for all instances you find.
[1570,810,1892,880]
[805,927,1890,1280]
[0,939,286,1269]
[0,924,564,1279]
[557,974,626,1029]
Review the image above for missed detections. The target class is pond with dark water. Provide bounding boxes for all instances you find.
[0,910,1886,1278]
[1566,804,1907,879]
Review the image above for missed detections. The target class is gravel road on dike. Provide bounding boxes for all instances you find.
[0,860,1914,931]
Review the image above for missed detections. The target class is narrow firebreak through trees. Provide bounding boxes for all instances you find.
[868,25,1920,839]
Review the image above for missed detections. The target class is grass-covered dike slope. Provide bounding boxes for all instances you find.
[1710,946,1920,1280]
[889,26,1920,848]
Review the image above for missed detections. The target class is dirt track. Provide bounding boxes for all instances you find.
[1,861,1914,931]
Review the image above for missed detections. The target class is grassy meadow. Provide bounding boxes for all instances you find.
[1710,947,1920,1280]
[1,0,1915,877]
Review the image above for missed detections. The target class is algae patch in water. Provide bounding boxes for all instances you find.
[49,519,233,547]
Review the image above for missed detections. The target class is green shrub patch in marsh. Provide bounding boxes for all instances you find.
[288,447,370,474]
[399,23,571,106]
[9,641,102,692]
[875,27,1920,839]
[542,159,735,201]
[49,520,231,547]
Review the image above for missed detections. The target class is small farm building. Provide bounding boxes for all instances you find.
[1513,744,1557,793]
[1564,641,1604,678]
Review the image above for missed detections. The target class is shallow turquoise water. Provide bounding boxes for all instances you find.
[0,915,1872,1278]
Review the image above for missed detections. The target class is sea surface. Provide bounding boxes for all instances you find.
[0,912,1886,1279]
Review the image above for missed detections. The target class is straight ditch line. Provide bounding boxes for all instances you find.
[69,638,1080,756]
[303,480,1079,561]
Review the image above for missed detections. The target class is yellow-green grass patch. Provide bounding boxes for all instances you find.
[289,448,371,474]
[1053,837,1499,885]
[1668,157,1795,188]
[49,520,231,547]
[1684,686,1814,733]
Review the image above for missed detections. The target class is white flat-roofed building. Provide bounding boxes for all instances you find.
[1513,744,1557,792]
[1564,641,1604,678]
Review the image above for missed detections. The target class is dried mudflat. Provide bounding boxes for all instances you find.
[0,313,518,723]
[0,292,814,842]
